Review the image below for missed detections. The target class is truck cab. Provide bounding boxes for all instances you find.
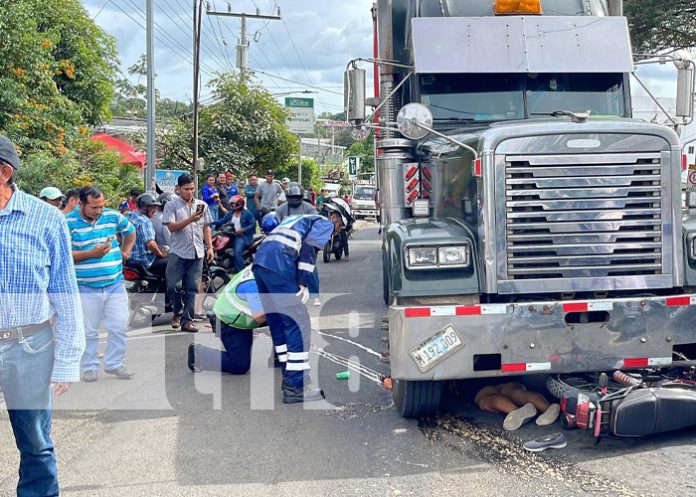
[346,0,696,418]
[351,183,378,219]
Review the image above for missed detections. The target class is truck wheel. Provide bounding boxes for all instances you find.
[392,379,442,418]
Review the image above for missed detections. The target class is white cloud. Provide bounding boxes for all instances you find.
[83,0,374,114]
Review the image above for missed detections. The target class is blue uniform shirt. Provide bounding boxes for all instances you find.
[253,215,334,287]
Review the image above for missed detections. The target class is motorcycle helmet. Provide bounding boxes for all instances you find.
[285,182,304,208]
[230,194,245,209]
[261,212,279,234]
[136,192,161,209]
[327,198,354,228]
[157,192,177,206]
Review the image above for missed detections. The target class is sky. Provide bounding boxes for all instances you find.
[83,0,375,116]
[82,0,684,118]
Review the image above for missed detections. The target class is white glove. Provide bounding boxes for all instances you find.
[296,285,309,305]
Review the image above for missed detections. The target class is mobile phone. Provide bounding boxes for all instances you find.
[196,204,205,214]
[105,235,115,245]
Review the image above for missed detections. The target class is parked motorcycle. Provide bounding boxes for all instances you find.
[123,259,231,328]
[322,229,349,263]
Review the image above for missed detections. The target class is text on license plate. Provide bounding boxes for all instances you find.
[409,325,463,372]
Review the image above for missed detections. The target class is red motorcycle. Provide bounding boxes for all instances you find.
[211,225,265,272]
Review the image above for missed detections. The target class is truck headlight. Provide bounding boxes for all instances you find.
[406,244,471,270]
[689,233,696,259]
[407,247,438,268]
[438,245,469,266]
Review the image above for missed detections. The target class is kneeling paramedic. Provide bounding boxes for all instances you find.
[187,265,265,374]
[252,212,343,403]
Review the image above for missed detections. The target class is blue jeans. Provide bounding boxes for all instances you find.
[79,280,129,372]
[208,204,219,222]
[166,254,203,325]
[197,324,253,374]
[233,236,249,273]
[0,325,59,496]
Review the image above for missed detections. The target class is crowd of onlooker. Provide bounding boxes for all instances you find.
[2,130,359,494]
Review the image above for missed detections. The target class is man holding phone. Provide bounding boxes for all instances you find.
[163,173,214,333]
[66,186,137,382]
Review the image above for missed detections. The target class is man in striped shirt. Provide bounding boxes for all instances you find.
[66,186,136,382]
[0,135,85,496]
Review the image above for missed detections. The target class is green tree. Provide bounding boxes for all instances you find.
[0,0,139,204]
[625,1,696,53]
[158,73,299,181]
[274,157,321,191]
[111,55,191,119]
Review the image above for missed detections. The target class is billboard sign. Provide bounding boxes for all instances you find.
[155,169,189,193]
[285,97,315,134]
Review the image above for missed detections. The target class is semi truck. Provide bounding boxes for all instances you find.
[345,0,696,417]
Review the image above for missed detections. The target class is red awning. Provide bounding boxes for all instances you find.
[90,133,146,169]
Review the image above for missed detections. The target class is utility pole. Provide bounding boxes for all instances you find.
[207,7,281,83]
[145,0,155,191]
[192,0,203,197]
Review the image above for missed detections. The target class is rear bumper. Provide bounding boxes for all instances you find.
[354,209,378,217]
[389,295,696,380]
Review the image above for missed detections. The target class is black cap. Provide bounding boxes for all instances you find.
[0,135,20,170]
[265,169,274,176]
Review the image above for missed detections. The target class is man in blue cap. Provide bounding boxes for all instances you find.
[0,135,85,496]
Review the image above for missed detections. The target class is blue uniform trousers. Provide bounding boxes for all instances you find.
[197,324,253,374]
[252,266,311,388]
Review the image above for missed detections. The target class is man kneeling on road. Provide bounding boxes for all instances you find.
[187,265,266,374]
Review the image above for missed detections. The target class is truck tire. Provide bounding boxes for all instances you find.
[392,379,442,418]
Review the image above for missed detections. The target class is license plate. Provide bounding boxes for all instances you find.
[409,325,463,372]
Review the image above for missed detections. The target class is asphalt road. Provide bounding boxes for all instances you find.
[1,222,696,496]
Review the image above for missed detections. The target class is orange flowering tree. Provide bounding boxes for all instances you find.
[0,0,141,200]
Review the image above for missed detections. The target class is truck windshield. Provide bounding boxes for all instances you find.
[354,187,375,200]
[419,73,626,122]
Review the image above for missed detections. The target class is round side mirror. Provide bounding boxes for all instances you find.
[396,103,433,140]
[350,125,371,141]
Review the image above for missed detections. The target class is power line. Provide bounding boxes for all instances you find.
[270,0,315,86]
[155,0,225,67]
[105,0,217,77]
[207,0,237,72]
[206,6,281,82]
[251,68,343,95]
[119,0,220,75]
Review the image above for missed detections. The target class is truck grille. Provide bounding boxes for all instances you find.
[504,153,662,279]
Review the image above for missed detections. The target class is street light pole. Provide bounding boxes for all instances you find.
[192,0,203,197]
[145,0,155,191]
[298,136,302,184]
